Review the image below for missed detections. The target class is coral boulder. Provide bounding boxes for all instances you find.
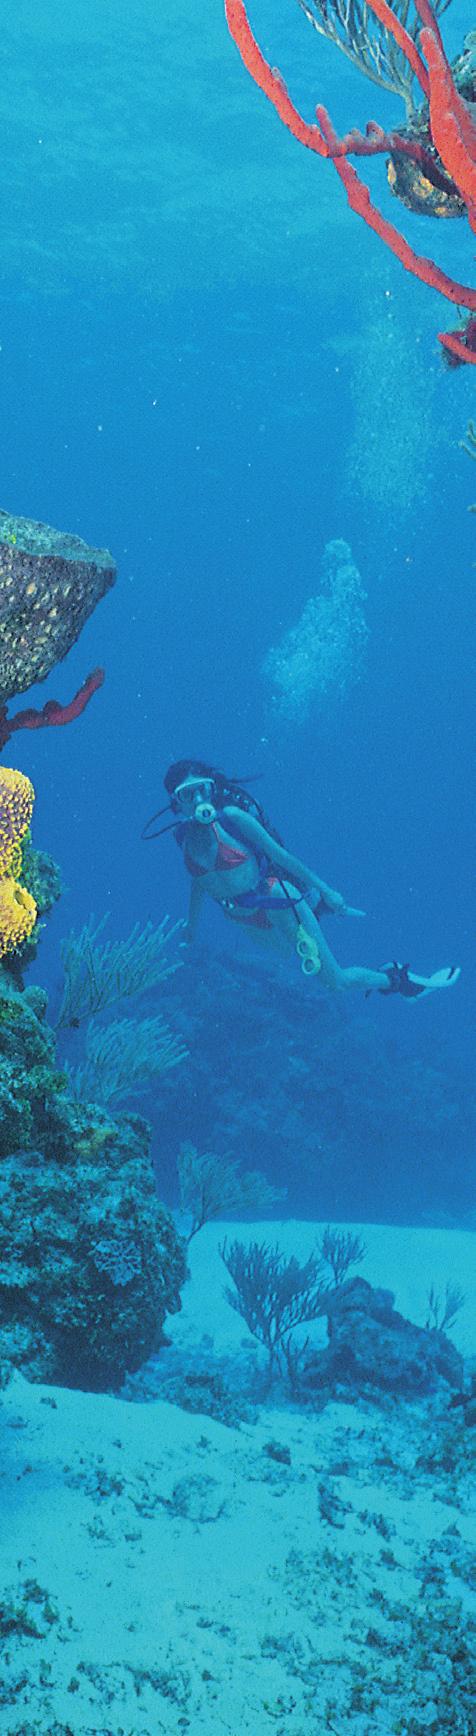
[304,1276,463,1397]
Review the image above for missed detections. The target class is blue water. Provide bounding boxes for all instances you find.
[1,0,474,1224]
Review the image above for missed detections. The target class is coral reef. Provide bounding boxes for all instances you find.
[177,1141,286,1240]
[0,765,34,875]
[225,0,476,363]
[0,767,61,983]
[4,844,62,989]
[56,912,183,1028]
[0,510,115,707]
[262,538,368,723]
[19,839,62,925]
[297,0,455,116]
[55,912,188,1115]
[0,876,37,960]
[318,1224,366,1286]
[0,766,38,962]
[156,949,474,1224]
[0,667,106,754]
[218,1250,463,1398]
[385,27,475,220]
[0,510,115,751]
[0,974,186,1389]
[424,1279,466,1332]
[220,1237,330,1381]
[67,1012,188,1106]
[301,9,476,221]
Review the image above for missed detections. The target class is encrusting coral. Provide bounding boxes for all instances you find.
[0,972,187,1390]
[19,837,62,922]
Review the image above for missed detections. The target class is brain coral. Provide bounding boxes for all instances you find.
[0,766,35,876]
[0,509,116,706]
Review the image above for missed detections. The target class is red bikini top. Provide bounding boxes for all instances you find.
[184,821,249,877]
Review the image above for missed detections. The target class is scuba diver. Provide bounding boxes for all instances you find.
[143,760,460,1001]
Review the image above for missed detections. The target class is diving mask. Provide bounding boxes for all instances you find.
[172,777,217,824]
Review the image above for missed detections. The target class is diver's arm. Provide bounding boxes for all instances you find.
[183,879,206,944]
[223,807,346,912]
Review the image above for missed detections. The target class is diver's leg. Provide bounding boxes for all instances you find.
[294,901,388,991]
[239,889,460,999]
[295,901,460,997]
[262,888,386,991]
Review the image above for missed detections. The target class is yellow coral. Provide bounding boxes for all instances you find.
[9,841,23,880]
[0,877,37,957]
[0,767,35,877]
[0,769,37,956]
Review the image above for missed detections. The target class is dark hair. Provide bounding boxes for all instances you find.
[164,759,284,846]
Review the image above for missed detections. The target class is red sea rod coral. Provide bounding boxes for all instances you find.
[224,0,476,363]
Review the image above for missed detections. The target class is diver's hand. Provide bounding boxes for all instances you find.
[328,890,348,915]
[318,887,347,916]
[315,889,366,918]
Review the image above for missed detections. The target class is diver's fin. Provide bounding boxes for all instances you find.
[379,961,461,1000]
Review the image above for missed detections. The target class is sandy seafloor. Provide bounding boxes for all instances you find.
[1,1221,475,1736]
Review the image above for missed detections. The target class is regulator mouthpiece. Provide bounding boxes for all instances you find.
[194,800,216,825]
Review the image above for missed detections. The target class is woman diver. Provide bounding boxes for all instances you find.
[144,760,460,1001]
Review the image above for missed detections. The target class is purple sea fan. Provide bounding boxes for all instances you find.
[91,1233,142,1288]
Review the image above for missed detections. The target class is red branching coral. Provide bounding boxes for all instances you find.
[0,669,104,754]
[415,0,476,224]
[224,0,476,364]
